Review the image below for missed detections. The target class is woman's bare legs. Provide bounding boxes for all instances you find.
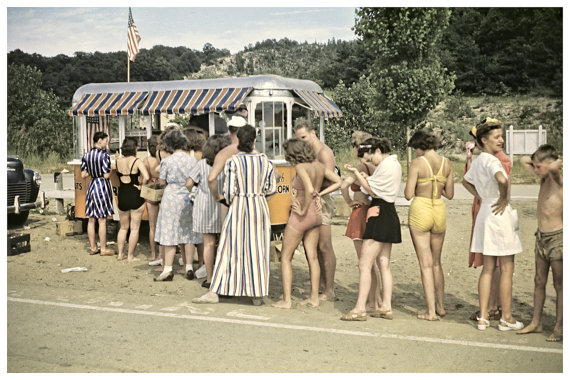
[183,243,196,274]
[353,239,382,311]
[410,226,437,320]
[126,203,145,262]
[146,202,159,260]
[196,243,204,268]
[348,239,383,313]
[498,255,517,326]
[300,226,321,307]
[478,255,496,327]
[376,242,393,313]
[431,231,446,316]
[117,210,130,261]
[202,233,217,283]
[272,225,304,309]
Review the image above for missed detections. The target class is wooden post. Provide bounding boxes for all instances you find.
[54,172,64,215]
[509,125,514,165]
[406,126,412,173]
[538,124,543,145]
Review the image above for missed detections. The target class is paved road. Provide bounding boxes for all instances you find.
[40,173,539,203]
[7,287,562,372]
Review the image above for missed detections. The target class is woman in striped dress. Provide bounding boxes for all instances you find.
[81,131,115,256]
[193,125,277,305]
[186,134,231,288]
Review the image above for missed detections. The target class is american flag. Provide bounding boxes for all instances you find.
[127,8,141,62]
[86,116,111,151]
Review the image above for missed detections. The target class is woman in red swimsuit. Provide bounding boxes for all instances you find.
[272,138,341,309]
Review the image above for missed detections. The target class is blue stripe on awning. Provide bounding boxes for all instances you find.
[69,91,148,117]
[141,87,252,115]
[293,89,342,119]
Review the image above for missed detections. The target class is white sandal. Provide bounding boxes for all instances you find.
[498,318,524,331]
[477,317,490,331]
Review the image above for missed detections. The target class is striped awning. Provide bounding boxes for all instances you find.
[140,87,252,115]
[69,91,148,117]
[293,89,342,119]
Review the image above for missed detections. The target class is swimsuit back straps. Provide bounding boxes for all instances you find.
[417,156,447,198]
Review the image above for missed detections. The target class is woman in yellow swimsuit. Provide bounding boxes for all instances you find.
[404,130,454,321]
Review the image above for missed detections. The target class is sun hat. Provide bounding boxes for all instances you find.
[227,115,247,127]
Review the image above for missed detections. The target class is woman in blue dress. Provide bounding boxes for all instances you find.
[193,125,277,304]
[81,131,115,256]
[154,130,198,281]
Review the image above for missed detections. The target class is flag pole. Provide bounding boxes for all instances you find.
[127,56,130,83]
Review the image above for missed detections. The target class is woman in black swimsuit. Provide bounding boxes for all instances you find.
[115,138,149,262]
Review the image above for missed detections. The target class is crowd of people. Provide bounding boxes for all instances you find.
[80,116,562,342]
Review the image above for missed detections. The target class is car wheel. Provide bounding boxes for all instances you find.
[8,211,30,227]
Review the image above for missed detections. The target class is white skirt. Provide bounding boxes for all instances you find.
[470,199,523,256]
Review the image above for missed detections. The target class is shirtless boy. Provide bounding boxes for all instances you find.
[517,144,563,342]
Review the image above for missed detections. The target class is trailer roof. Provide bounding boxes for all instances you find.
[72,74,324,103]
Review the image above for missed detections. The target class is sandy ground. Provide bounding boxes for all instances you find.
[6,198,563,372]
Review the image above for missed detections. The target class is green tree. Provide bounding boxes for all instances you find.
[353,8,455,164]
[8,63,72,158]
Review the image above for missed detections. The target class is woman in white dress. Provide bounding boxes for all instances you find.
[462,118,524,331]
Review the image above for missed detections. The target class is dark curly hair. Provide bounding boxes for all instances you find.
[163,129,188,152]
[183,127,206,152]
[408,130,440,150]
[357,137,392,157]
[283,138,316,165]
[471,117,502,147]
[121,138,137,157]
[531,144,559,162]
[237,125,256,153]
[147,136,158,157]
[202,134,231,166]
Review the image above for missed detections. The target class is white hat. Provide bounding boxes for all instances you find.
[227,115,247,127]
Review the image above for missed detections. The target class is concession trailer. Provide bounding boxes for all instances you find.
[67,74,342,231]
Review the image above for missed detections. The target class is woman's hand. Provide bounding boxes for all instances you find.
[291,199,306,216]
[344,164,358,174]
[492,197,508,215]
[465,141,475,159]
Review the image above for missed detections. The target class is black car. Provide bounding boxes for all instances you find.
[7,155,48,226]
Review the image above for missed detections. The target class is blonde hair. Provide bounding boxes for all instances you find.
[351,131,373,147]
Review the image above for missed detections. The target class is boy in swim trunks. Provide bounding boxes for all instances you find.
[517,145,563,342]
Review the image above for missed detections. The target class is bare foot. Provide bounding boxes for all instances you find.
[417,312,440,321]
[516,321,543,335]
[546,330,562,342]
[271,299,292,309]
[176,268,185,275]
[117,254,125,261]
[127,257,140,263]
[153,266,164,273]
[436,307,446,317]
[318,292,336,301]
[299,298,319,308]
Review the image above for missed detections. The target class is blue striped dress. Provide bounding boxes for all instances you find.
[210,152,277,297]
[81,147,114,218]
[188,159,224,234]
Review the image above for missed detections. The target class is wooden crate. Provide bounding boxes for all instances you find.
[56,220,83,236]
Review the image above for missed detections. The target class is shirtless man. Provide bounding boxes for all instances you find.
[294,120,337,300]
[207,115,246,203]
[517,144,563,342]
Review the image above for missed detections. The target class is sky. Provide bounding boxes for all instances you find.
[7,4,359,57]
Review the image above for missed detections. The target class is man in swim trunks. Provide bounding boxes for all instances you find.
[517,145,563,342]
[294,120,337,301]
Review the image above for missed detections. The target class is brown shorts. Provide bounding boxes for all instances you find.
[535,229,563,263]
[320,193,336,226]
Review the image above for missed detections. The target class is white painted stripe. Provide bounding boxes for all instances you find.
[8,297,562,355]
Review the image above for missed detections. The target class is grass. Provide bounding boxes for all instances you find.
[8,151,73,174]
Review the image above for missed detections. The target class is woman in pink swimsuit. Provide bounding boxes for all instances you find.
[272,138,341,309]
